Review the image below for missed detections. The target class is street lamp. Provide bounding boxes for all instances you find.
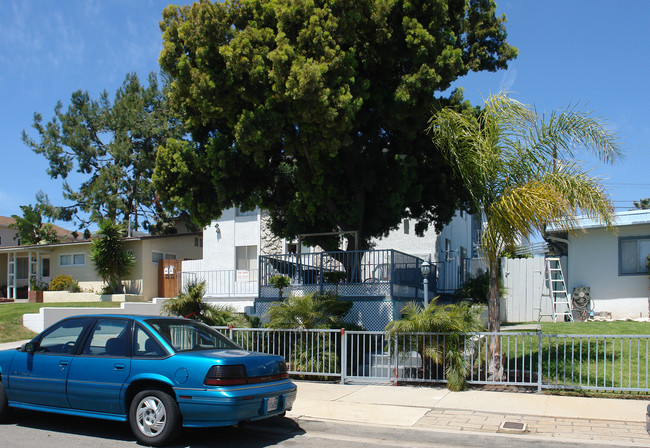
[421,259,431,307]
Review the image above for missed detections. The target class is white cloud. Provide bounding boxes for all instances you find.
[498,68,518,94]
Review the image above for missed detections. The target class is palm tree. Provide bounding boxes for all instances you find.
[428,94,621,375]
[89,220,135,294]
[633,198,650,210]
[386,300,483,391]
[162,280,250,327]
[266,291,353,330]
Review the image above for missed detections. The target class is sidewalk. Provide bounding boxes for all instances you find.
[287,380,650,446]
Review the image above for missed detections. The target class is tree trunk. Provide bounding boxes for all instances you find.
[487,257,503,380]
[488,259,500,333]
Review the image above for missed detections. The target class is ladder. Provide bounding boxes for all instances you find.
[541,257,573,322]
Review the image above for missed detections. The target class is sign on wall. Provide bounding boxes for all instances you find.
[236,270,250,282]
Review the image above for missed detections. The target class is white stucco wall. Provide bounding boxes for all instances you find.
[567,225,650,318]
[371,211,475,263]
[198,208,262,271]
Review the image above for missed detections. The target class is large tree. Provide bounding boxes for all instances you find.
[10,204,60,245]
[23,72,185,233]
[428,94,621,373]
[154,0,517,250]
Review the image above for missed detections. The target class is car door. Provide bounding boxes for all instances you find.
[66,318,132,415]
[7,317,94,408]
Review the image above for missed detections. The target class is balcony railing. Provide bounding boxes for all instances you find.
[259,249,434,300]
[179,269,259,297]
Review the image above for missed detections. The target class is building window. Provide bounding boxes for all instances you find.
[619,237,650,275]
[194,237,203,247]
[236,245,257,270]
[42,258,50,277]
[286,243,297,254]
[152,251,177,264]
[445,239,452,261]
[16,257,29,280]
[403,219,410,235]
[60,253,85,266]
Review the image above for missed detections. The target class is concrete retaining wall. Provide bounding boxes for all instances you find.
[42,291,146,303]
[22,298,169,333]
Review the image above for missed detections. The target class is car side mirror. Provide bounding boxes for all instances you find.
[22,342,36,354]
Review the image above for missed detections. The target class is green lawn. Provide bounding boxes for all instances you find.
[540,321,650,336]
[499,321,650,392]
[0,302,122,343]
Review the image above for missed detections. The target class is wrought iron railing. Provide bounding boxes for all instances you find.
[258,249,433,298]
[214,327,650,393]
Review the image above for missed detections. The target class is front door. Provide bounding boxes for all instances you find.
[40,257,51,285]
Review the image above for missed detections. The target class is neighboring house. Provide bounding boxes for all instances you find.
[0,232,203,301]
[546,209,650,319]
[0,216,77,247]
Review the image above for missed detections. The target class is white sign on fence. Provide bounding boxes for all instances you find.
[236,270,250,282]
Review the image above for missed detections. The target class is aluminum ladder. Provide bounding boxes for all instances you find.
[541,257,573,322]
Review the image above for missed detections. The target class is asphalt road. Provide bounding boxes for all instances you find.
[0,409,637,448]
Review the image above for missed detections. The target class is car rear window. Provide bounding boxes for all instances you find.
[145,318,240,352]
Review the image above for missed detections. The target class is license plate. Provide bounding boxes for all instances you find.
[267,396,279,412]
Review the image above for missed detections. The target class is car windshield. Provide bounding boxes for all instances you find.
[145,318,240,352]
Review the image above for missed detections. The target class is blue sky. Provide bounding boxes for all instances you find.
[1,0,649,231]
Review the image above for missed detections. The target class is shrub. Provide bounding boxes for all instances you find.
[324,271,347,284]
[268,275,290,301]
[454,269,506,305]
[162,280,250,327]
[50,275,78,292]
[386,300,484,391]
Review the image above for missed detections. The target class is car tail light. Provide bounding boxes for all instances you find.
[279,361,289,379]
[204,364,247,386]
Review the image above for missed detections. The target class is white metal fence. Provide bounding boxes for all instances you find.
[179,270,259,297]
[215,327,650,393]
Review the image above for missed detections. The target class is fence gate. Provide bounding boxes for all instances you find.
[344,331,393,383]
[158,259,182,298]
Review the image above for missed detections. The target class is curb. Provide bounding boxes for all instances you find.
[282,415,650,448]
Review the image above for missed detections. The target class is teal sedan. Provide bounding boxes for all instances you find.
[0,315,296,446]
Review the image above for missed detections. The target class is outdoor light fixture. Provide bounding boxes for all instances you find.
[421,259,431,307]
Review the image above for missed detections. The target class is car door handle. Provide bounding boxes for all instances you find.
[114,363,125,370]
[59,360,69,367]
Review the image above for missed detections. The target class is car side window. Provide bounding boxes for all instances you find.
[37,318,93,354]
[82,318,130,357]
[133,325,167,357]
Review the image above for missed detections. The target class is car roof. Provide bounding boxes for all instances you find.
[63,314,190,323]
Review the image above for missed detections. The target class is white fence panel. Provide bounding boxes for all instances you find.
[502,257,565,323]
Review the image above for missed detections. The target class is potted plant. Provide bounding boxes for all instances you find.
[268,275,290,301]
[28,277,48,303]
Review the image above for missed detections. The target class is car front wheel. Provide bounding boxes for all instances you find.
[129,389,181,446]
